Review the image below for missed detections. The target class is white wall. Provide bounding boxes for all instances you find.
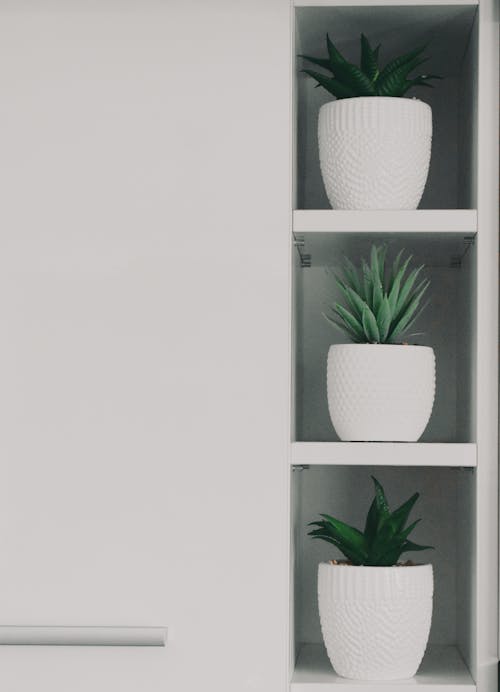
[0,1,290,690]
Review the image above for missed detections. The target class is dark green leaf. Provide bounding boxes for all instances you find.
[299,54,332,72]
[372,477,390,517]
[326,33,348,69]
[377,44,427,83]
[360,34,380,82]
[320,513,368,561]
[333,61,377,96]
[397,518,421,541]
[389,492,419,533]
[377,57,429,96]
[302,70,356,99]
[402,539,434,553]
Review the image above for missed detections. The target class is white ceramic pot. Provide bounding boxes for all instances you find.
[318,97,432,210]
[318,563,433,680]
[327,344,435,442]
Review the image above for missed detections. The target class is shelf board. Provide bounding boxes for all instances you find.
[290,443,477,467]
[294,0,477,5]
[291,644,475,692]
[293,210,478,234]
[293,0,479,7]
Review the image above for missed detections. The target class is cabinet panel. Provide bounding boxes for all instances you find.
[0,1,290,690]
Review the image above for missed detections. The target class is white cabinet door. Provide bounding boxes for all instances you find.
[0,1,290,690]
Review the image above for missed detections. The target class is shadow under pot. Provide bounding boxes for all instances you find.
[327,343,436,441]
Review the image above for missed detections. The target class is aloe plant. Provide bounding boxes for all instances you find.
[309,477,433,566]
[300,34,441,99]
[324,244,429,344]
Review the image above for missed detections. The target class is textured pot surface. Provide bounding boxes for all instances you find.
[318,563,434,680]
[318,97,432,210]
[327,344,435,442]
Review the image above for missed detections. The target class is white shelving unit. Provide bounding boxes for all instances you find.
[288,2,498,692]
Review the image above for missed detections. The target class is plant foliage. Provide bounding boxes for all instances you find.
[300,33,441,99]
[308,476,433,566]
[324,244,430,344]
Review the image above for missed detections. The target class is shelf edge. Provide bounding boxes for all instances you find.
[290,442,477,467]
[293,210,478,234]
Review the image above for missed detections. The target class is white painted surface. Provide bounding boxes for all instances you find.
[0,1,290,690]
[474,0,499,688]
[292,644,475,691]
[293,210,478,234]
[291,442,477,467]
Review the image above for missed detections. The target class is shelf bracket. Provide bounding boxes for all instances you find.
[450,234,476,268]
[293,233,311,268]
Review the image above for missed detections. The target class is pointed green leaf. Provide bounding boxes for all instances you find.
[320,513,368,561]
[342,256,363,296]
[377,296,392,342]
[346,286,369,320]
[389,249,405,291]
[402,539,434,553]
[377,44,427,83]
[372,477,390,517]
[302,70,356,99]
[299,54,332,72]
[322,312,363,342]
[395,265,424,317]
[332,61,377,96]
[362,304,380,342]
[389,282,429,342]
[377,56,428,96]
[397,518,421,542]
[362,259,373,308]
[363,497,384,547]
[389,492,419,533]
[326,34,348,68]
[400,299,430,337]
[360,33,380,82]
[334,304,365,340]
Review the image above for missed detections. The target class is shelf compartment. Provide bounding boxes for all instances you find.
[293,210,478,234]
[291,644,475,691]
[290,466,476,686]
[292,233,476,444]
[291,442,476,467]
[293,5,478,210]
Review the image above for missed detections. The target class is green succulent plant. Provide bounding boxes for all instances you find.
[309,476,433,566]
[324,244,430,344]
[300,33,441,99]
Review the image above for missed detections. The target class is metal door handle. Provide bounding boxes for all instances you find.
[0,626,167,646]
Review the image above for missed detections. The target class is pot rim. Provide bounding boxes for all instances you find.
[328,343,434,352]
[320,96,430,108]
[319,561,432,571]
